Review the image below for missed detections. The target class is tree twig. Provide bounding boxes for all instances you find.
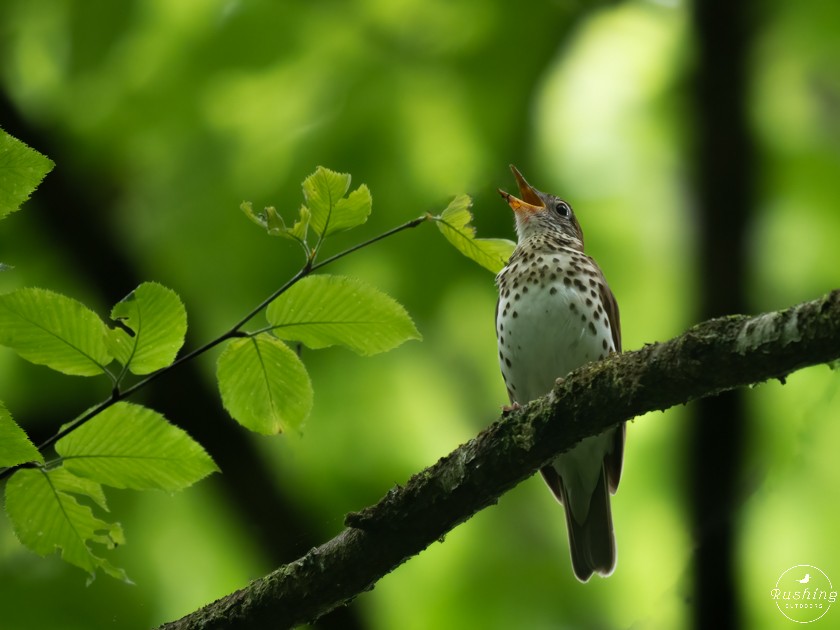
[158,289,840,629]
[0,214,430,482]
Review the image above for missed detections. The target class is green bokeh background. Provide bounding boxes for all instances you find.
[1,0,839,628]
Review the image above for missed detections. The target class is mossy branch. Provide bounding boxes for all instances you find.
[159,289,840,630]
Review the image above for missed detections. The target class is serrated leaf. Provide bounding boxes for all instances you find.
[303,166,371,236]
[0,288,112,376]
[107,282,187,375]
[290,205,311,241]
[241,201,310,243]
[241,201,283,236]
[56,402,217,491]
[0,401,43,467]
[216,334,313,435]
[5,467,128,582]
[241,200,271,231]
[0,130,54,220]
[266,275,421,356]
[435,195,516,273]
[53,466,109,511]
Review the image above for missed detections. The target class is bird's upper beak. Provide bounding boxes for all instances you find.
[498,165,545,215]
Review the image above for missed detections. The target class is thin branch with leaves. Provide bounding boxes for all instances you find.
[0,157,513,582]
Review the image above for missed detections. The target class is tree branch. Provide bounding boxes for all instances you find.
[159,289,840,630]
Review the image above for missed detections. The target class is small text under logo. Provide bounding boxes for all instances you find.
[770,565,836,624]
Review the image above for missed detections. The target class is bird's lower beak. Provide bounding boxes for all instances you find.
[498,165,545,215]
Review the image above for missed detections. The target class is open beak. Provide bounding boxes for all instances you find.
[498,164,545,215]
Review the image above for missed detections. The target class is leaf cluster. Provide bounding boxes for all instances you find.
[0,284,214,580]
[0,147,513,581]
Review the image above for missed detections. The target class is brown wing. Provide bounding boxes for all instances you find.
[604,423,625,494]
[596,267,621,353]
[596,267,624,494]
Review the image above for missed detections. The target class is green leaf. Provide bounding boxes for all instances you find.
[0,288,112,376]
[241,201,310,243]
[435,194,516,273]
[241,166,369,243]
[266,275,421,355]
[0,401,43,467]
[303,166,371,236]
[5,467,128,582]
[107,282,187,375]
[216,334,313,435]
[56,402,218,491]
[0,129,54,220]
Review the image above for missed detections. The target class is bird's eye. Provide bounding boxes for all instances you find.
[554,201,570,217]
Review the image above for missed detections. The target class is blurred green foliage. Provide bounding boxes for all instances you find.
[1,0,839,628]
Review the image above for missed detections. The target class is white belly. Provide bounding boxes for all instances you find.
[496,276,616,521]
[497,280,613,405]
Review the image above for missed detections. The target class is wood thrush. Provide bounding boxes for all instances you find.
[496,165,625,582]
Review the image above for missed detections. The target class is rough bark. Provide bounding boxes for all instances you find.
[159,290,840,630]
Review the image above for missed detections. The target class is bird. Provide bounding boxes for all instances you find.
[495,165,625,582]
[798,574,811,584]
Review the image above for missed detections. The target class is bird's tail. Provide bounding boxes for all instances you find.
[544,465,616,582]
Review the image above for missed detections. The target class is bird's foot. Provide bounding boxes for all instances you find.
[501,402,521,414]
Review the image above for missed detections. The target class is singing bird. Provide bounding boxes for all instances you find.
[496,165,625,581]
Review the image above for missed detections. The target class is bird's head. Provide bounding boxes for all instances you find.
[498,165,584,250]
